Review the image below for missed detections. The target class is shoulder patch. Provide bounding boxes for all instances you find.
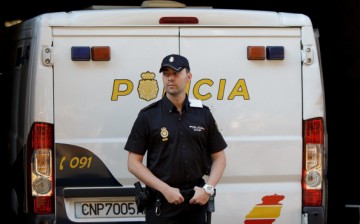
[189,98,203,108]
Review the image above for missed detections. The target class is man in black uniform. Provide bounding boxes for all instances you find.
[124,54,227,224]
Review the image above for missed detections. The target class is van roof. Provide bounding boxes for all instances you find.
[35,8,311,27]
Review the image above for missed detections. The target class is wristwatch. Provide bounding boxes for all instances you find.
[203,184,215,196]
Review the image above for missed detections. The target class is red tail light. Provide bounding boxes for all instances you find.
[34,197,53,214]
[28,122,54,214]
[302,118,324,206]
[159,17,199,24]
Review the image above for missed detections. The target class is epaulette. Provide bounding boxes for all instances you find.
[140,101,159,112]
[189,98,203,108]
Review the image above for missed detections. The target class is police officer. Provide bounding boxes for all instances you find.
[124,54,227,224]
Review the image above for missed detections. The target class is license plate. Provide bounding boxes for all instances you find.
[75,199,145,218]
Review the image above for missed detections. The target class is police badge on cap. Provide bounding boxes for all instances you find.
[159,54,190,72]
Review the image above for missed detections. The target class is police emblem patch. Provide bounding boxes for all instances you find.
[138,71,159,101]
[160,127,169,141]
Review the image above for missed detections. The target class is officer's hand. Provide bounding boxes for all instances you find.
[189,186,210,205]
[162,186,185,205]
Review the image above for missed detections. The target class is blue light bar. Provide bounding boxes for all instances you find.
[71,46,91,61]
[266,46,285,60]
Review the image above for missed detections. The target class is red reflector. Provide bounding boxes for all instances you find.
[34,196,53,214]
[91,46,111,61]
[304,118,324,144]
[247,46,265,60]
[159,17,199,24]
[303,189,322,206]
[32,123,54,149]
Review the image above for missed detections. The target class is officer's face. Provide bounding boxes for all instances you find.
[162,67,192,96]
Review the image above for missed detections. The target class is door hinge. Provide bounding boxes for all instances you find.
[42,46,53,66]
[302,46,314,65]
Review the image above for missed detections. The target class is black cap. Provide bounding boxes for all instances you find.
[159,54,190,72]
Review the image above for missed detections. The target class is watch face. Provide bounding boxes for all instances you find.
[204,185,214,195]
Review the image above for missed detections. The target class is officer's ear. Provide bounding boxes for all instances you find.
[187,71,192,80]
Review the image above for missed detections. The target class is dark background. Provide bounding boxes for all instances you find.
[1,0,359,223]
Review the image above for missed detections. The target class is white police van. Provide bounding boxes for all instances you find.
[7,1,328,223]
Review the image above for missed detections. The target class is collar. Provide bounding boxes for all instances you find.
[162,94,190,113]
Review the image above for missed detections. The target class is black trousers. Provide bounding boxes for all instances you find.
[145,198,206,224]
[145,178,206,224]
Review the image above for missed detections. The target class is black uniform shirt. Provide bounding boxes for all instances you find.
[124,95,227,186]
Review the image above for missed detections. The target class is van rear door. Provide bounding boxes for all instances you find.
[52,27,179,223]
[180,27,303,223]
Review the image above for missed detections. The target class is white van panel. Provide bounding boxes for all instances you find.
[180,27,303,223]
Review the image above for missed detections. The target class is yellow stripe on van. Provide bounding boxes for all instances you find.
[245,205,282,219]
